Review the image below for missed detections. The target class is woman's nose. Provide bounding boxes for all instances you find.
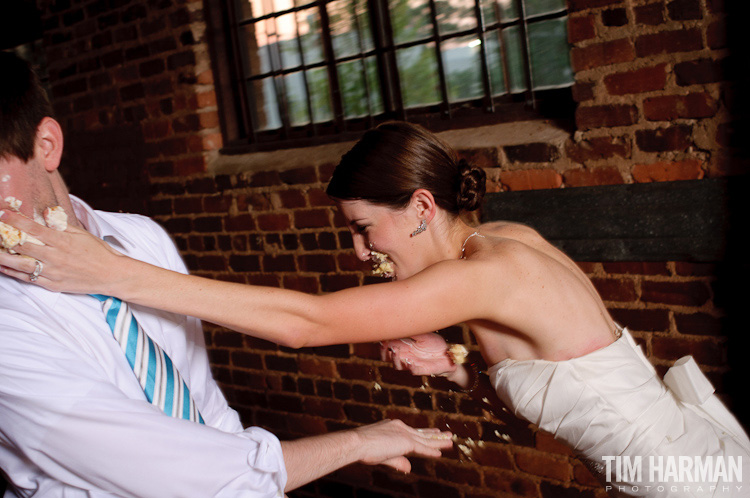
[352,234,370,261]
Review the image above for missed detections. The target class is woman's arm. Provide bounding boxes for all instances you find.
[0,210,504,348]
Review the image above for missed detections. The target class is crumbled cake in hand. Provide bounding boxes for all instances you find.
[370,250,395,278]
[4,196,22,211]
[0,218,43,253]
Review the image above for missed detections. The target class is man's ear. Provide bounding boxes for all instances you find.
[410,189,437,222]
[35,117,64,172]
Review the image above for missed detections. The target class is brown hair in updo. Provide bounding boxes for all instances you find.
[326,121,486,215]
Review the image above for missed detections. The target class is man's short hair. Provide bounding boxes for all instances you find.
[0,51,54,162]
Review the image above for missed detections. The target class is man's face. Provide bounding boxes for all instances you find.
[0,153,54,222]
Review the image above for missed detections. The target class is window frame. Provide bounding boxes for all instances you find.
[204,0,575,153]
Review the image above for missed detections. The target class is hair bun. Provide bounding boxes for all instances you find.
[456,159,486,212]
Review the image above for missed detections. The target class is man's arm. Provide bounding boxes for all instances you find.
[281,420,453,492]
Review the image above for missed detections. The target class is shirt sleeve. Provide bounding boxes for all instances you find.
[0,314,287,498]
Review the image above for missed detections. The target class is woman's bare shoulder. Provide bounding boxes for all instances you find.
[478,221,547,246]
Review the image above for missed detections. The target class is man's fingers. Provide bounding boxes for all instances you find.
[380,456,411,473]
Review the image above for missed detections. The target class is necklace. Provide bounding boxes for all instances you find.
[460,231,485,259]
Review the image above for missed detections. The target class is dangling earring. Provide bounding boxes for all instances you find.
[410,219,427,237]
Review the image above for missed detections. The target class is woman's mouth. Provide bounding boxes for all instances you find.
[370,250,395,279]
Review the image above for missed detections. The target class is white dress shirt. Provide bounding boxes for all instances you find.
[0,197,287,497]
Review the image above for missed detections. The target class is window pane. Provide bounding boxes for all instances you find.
[285,71,310,125]
[389,0,433,45]
[496,0,519,21]
[249,78,282,130]
[363,56,384,114]
[396,44,441,107]
[307,67,333,122]
[240,22,272,75]
[328,0,374,58]
[277,13,302,69]
[527,17,572,88]
[338,60,380,117]
[484,31,506,95]
[435,0,476,35]
[524,0,565,17]
[502,26,526,93]
[442,35,483,102]
[297,8,325,64]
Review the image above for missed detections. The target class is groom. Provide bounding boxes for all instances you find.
[0,51,451,497]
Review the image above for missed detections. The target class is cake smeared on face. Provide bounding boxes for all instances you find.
[44,206,68,231]
[448,344,468,364]
[0,205,68,253]
[370,250,395,278]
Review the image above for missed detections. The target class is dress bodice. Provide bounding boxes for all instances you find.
[487,329,750,497]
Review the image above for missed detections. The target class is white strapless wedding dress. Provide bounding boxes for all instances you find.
[487,328,750,497]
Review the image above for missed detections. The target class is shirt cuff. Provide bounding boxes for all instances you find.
[241,427,288,495]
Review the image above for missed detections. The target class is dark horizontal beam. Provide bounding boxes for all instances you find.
[482,177,749,262]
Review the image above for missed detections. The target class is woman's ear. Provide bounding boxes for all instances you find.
[410,189,437,222]
[35,117,64,173]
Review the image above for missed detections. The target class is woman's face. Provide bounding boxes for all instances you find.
[336,198,424,280]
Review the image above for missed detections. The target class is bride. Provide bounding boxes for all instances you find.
[2,121,748,496]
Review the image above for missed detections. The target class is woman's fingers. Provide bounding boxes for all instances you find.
[0,252,37,274]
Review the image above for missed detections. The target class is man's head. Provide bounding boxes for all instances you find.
[0,51,54,163]
[0,51,73,224]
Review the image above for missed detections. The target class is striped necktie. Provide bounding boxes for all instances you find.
[91,294,204,424]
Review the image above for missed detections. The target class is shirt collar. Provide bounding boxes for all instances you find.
[70,195,133,251]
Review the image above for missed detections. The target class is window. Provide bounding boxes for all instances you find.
[206,0,574,150]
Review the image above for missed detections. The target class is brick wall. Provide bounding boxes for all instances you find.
[30,0,746,497]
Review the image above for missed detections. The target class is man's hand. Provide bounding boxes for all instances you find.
[353,419,453,473]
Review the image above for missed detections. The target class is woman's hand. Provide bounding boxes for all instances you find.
[380,332,458,378]
[0,209,125,294]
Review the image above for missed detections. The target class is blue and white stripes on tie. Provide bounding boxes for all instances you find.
[91,294,204,424]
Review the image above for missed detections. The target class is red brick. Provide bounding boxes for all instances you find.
[173,156,205,176]
[576,104,638,129]
[635,28,703,57]
[601,7,628,26]
[609,308,670,332]
[674,262,717,277]
[302,398,346,419]
[256,213,291,231]
[632,159,704,182]
[566,136,630,163]
[568,14,596,43]
[320,273,359,291]
[298,356,337,377]
[591,277,638,302]
[675,312,723,336]
[499,169,562,191]
[603,64,668,95]
[564,167,625,187]
[457,147,499,169]
[635,125,693,152]
[515,450,572,481]
[570,39,635,72]
[573,460,602,487]
[571,81,595,102]
[536,431,574,456]
[294,208,331,228]
[282,275,320,293]
[707,19,727,49]
[505,143,561,163]
[280,166,318,184]
[484,470,539,496]
[224,214,254,231]
[667,0,702,20]
[603,262,669,275]
[643,92,718,121]
[308,187,335,207]
[641,280,711,306]
[652,337,724,365]
[298,254,336,273]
